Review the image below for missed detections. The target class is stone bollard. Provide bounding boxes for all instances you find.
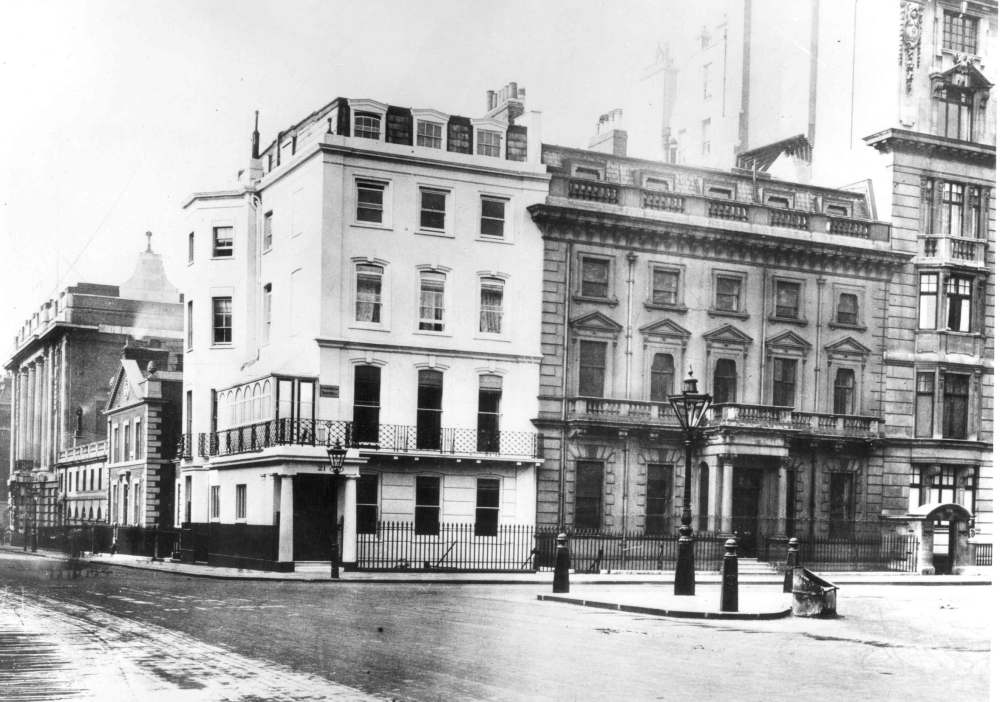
[720,539,739,613]
[553,533,570,593]
[783,538,799,593]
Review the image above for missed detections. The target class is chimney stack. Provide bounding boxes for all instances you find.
[251,110,260,160]
[484,81,526,124]
[588,109,627,157]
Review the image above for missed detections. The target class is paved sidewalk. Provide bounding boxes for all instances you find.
[4,546,990,585]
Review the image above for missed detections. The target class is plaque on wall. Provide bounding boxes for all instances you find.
[320,385,339,398]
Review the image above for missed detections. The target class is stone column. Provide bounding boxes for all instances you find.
[341,474,358,569]
[720,454,735,534]
[278,475,295,563]
[777,458,789,536]
[707,460,718,532]
[952,519,973,574]
[26,364,36,463]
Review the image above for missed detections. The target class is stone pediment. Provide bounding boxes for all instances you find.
[638,318,691,341]
[765,330,812,357]
[703,324,754,348]
[569,311,623,335]
[106,360,145,412]
[824,336,872,359]
[934,59,993,90]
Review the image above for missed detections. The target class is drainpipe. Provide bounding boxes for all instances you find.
[558,239,574,528]
[622,252,638,532]
[758,267,768,402]
[814,278,825,412]
[620,431,630,532]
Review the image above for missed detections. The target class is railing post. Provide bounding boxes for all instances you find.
[553,532,570,593]
[783,537,799,593]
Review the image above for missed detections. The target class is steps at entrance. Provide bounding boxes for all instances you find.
[294,561,332,574]
[732,558,779,575]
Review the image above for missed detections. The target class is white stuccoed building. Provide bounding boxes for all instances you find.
[176,85,549,572]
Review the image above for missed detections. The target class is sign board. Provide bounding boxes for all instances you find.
[320,385,339,398]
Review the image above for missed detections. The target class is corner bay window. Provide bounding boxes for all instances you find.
[578,340,607,398]
[213,226,233,258]
[419,272,445,332]
[918,274,938,329]
[356,181,385,224]
[581,258,610,298]
[943,374,969,440]
[946,277,972,332]
[475,478,500,536]
[416,370,443,450]
[355,264,383,324]
[212,297,233,344]
[356,475,379,535]
[414,476,440,536]
[352,366,381,444]
[479,278,504,334]
[649,353,674,403]
[645,464,673,533]
[575,461,604,531]
[772,358,796,407]
[713,359,737,404]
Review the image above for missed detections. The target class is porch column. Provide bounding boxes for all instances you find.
[278,475,294,563]
[707,460,718,532]
[777,458,789,536]
[720,453,735,533]
[341,474,358,569]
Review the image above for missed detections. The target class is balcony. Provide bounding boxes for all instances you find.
[790,412,883,438]
[551,174,891,243]
[199,419,541,460]
[56,440,108,465]
[709,403,793,427]
[919,235,987,267]
[177,434,193,460]
[567,398,679,426]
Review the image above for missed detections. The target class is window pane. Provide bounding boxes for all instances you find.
[833,368,855,415]
[477,131,501,157]
[356,473,379,535]
[578,341,606,397]
[480,198,506,238]
[416,371,443,450]
[213,298,232,344]
[357,183,384,223]
[477,376,502,453]
[475,478,500,536]
[716,277,740,311]
[213,227,233,257]
[354,113,381,139]
[420,190,447,230]
[713,359,737,403]
[414,476,440,535]
[581,259,609,298]
[356,265,382,323]
[943,374,969,439]
[416,121,442,149]
[419,272,445,332]
[479,279,504,334]
[652,269,679,305]
[837,293,859,325]
[775,281,800,318]
[645,464,673,533]
[650,353,674,402]
[773,358,796,407]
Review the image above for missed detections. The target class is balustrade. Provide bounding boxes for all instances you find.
[769,210,809,230]
[708,201,749,222]
[642,190,685,213]
[828,217,870,238]
[567,179,619,204]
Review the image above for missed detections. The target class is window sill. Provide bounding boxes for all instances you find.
[476,235,512,245]
[416,228,452,238]
[211,255,235,261]
[262,247,272,255]
[829,322,868,332]
[573,295,620,307]
[235,519,247,524]
[349,323,390,333]
[351,221,392,231]
[210,344,235,350]
[474,333,511,343]
[413,330,452,338]
[707,309,750,320]
[768,315,809,327]
[643,302,688,314]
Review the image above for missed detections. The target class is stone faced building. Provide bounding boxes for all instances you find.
[5,240,184,540]
[531,142,907,547]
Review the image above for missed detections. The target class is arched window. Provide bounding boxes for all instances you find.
[356,263,384,324]
[650,353,674,402]
[833,369,856,415]
[253,383,261,422]
[235,389,244,426]
[713,359,737,404]
[262,380,273,420]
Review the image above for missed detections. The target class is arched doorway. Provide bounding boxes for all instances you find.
[907,503,974,575]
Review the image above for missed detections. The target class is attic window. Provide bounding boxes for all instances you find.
[825,203,849,217]
[766,195,791,209]
[644,176,674,191]
[706,184,734,200]
[573,166,602,181]
[354,112,381,140]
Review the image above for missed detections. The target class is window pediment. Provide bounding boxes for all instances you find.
[703,324,754,349]
[932,59,993,92]
[638,318,691,343]
[570,311,622,341]
[824,336,872,360]
[765,330,812,357]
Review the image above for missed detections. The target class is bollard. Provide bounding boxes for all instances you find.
[720,538,739,613]
[783,538,799,593]
[552,533,570,593]
[331,541,341,579]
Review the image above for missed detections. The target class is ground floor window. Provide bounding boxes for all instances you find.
[414,476,440,536]
[645,464,673,533]
[236,484,247,520]
[575,462,604,531]
[210,486,220,519]
[829,473,854,539]
[475,478,500,536]
[356,475,379,535]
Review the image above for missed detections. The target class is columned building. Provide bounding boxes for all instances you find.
[176,85,548,571]
[4,238,184,542]
[531,139,908,551]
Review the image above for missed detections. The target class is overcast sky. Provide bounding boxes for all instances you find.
[0,0,725,352]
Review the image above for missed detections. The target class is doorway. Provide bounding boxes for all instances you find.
[732,468,762,557]
[293,475,336,561]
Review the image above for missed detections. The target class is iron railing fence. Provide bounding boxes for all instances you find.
[177,434,193,460]
[974,543,992,567]
[202,418,541,459]
[357,522,536,571]
[534,528,730,572]
[34,525,181,558]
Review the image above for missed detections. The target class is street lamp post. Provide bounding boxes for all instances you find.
[667,369,713,597]
[326,443,348,579]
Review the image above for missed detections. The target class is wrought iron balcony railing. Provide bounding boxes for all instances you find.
[199,419,541,460]
[177,434,193,460]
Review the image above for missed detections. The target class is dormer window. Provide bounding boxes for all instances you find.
[477,130,502,157]
[354,112,381,140]
[943,11,977,54]
[417,121,442,149]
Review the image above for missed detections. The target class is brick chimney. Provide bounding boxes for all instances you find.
[485,81,526,124]
[588,109,627,157]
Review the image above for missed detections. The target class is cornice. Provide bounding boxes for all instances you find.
[315,337,543,363]
[863,128,996,168]
[528,204,911,279]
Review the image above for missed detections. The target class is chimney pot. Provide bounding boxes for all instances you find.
[487,90,495,110]
[509,82,518,99]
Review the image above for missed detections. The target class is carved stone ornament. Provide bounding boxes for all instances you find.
[899,2,922,94]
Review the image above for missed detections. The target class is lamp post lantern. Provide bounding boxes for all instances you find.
[326,443,349,579]
[667,368,712,596]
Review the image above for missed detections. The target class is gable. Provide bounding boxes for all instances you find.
[106,360,145,412]
[703,324,754,348]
